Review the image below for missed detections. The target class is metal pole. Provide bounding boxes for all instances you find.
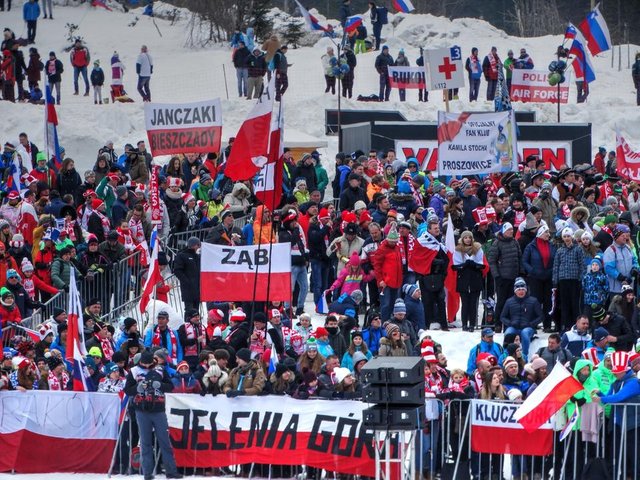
[557,81,561,123]
[337,42,342,152]
[222,64,230,100]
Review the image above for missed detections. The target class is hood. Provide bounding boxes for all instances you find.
[255,205,269,225]
[573,358,593,380]
[570,206,590,223]
[232,182,250,198]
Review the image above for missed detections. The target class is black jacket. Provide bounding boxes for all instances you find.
[6,282,41,318]
[292,161,318,192]
[225,322,250,353]
[56,168,82,205]
[232,46,251,69]
[339,185,367,211]
[124,365,174,413]
[307,222,331,261]
[173,247,201,304]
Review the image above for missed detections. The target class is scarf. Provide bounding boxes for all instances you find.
[537,238,550,268]
[512,210,526,228]
[98,335,114,361]
[152,326,178,363]
[94,209,111,234]
[397,234,415,266]
[250,327,267,355]
[183,322,206,357]
[63,219,78,242]
[128,218,146,244]
[469,55,480,74]
[117,227,137,255]
[488,52,498,73]
[48,369,70,391]
[23,276,36,300]
[424,372,443,397]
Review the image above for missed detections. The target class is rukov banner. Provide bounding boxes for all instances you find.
[388,66,426,89]
[166,395,375,476]
[144,99,222,156]
[200,242,292,302]
[511,70,571,104]
[437,110,518,176]
[470,399,553,456]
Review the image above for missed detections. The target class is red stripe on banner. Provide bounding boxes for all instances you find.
[471,425,553,456]
[0,431,115,473]
[200,271,291,302]
[169,429,375,476]
[147,126,222,156]
[510,85,569,104]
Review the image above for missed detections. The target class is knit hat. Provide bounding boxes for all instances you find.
[229,309,246,323]
[622,284,634,295]
[421,339,438,364]
[507,388,523,401]
[503,356,518,371]
[314,327,329,338]
[9,234,24,249]
[604,214,618,225]
[334,367,352,384]
[476,352,497,366]
[91,198,105,210]
[6,269,20,281]
[21,257,34,272]
[236,348,251,363]
[306,337,319,350]
[123,317,137,331]
[581,347,600,365]
[614,224,630,238]
[402,283,420,298]
[177,360,190,372]
[561,227,573,237]
[593,326,609,343]
[385,322,400,337]
[530,356,547,371]
[581,230,593,241]
[591,304,607,323]
[318,208,330,220]
[536,224,549,238]
[139,351,154,366]
[47,355,63,371]
[610,351,630,374]
[351,289,364,304]
[387,226,399,241]
[513,277,527,291]
[354,200,367,212]
[38,323,53,340]
[88,346,103,358]
[393,298,406,315]
[501,222,513,234]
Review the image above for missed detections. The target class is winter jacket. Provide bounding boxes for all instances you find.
[535,345,572,367]
[306,221,331,261]
[124,365,173,413]
[487,234,522,280]
[389,193,417,220]
[372,240,403,289]
[522,239,556,280]
[223,183,251,216]
[362,327,383,356]
[582,271,609,306]
[389,317,417,355]
[452,248,485,293]
[600,370,640,430]
[51,258,80,290]
[246,52,267,77]
[173,248,200,305]
[603,242,638,293]
[26,53,43,84]
[466,340,504,375]
[279,225,308,267]
[595,313,634,351]
[560,325,593,358]
[404,294,425,331]
[23,1,40,21]
[272,50,288,74]
[465,55,482,79]
[482,53,500,81]
[223,360,266,395]
[232,46,251,69]
[292,161,318,192]
[378,337,407,357]
[70,46,90,68]
[375,52,394,75]
[339,185,368,212]
[500,293,543,330]
[56,168,82,204]
[90,67,104,86]
[1,53,15,82]
[136,52,153,77]
[315,163,329,194]
[564,359,598,430]
[552,241,585,285]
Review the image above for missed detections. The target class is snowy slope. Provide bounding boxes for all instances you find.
[1,4,640,172]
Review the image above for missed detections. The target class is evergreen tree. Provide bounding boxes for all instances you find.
[281,19,305,48]
[250,0,274,43]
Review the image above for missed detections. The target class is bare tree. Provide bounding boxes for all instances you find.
[508,0,563,37]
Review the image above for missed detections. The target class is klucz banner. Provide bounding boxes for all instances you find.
[388,66,426,89]
[437,110,518,176]
[200,242,292,302]
[616,130,640,181]
[470,399,553,456]
[166,395,375,476]
[144,99,223,156]
[510,70,571,104]
[0,391,119,473]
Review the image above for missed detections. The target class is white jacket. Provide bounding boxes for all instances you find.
[136,52,154,77]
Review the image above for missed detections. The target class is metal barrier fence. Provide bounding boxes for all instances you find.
[2,291,67,347]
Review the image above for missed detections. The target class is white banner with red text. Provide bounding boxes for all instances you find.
[166,394,375,476]
[437,110,518,176]
[510,70,571,104]
[388,66,426,89]
[0,391,119,473]
[616,131,640,181]
[200,242,292,302]
[395,139,571,172]
[144,99,222,156]
[470,399,553,456]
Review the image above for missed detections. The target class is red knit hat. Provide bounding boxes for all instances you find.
[318,208,330,220]
[476,352,497,366]
[359,210,372,225]
[421,339,438,364]
[229,309,246,323]
[314,327,329,338]
[91,198,104,210]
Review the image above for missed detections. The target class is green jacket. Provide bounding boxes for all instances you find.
[591,363,615,417]
[564,359,599,430]
[96,176,116,216]
[315,164,329,194]
[504,57,515,79]
[51,258,81,290]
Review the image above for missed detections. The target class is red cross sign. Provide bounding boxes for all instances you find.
[424,47,464,91]
[438,57,457,79]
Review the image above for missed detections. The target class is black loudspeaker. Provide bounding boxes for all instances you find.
[361,356,425,384]
[363,405,425,430]
[363,382,425,404]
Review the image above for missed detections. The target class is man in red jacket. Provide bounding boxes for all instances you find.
[372,226,403,321]
[70,39,90,96]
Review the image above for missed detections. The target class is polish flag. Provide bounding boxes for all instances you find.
[254,100,284,212]
[139,227,161,313]
[408,230,442,275]
[514,362,583,432]
[224,76,275,181]
[444,214,460,323]
[65,268,93,392]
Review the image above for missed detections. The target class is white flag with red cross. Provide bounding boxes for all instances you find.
[424,46,465,91]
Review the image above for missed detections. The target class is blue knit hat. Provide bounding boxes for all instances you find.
[393,298,406,315]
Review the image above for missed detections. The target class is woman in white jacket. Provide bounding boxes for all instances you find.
[321,47,337,94]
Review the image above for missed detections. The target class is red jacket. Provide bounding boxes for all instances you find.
[1,52,15,82]
[0,256,18,288]
[0,303,21,327]
[34,247,54,286]
[371,240,403,289]
[593,152,605,175]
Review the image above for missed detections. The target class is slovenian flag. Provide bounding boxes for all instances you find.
[564,24,577,43]
[559,407,580,441]
[344,15,363,33]
[392,0,415,13]
[569,30,596,83]
[44,78,62,171]
[578,5,611,56]
[294,0,328,32]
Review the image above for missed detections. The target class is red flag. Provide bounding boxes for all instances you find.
[139,227,161,313]
[255,100,284,211]
[66,268,92,391]
[224,77,275,181]
[409,232,440,275]
[15,325,40,343]
[444,214,460,323]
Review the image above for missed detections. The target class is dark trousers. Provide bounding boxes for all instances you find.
[275,72,288,100]
[577,80,589,103]
[558,279,581,333]
[373,24,382,50]
[137,76,151,101]
[418,89,428,102]
[636,85,640,106]
[421,284,447,330]
[468,77,480,101]
[135,410,179,477]
[398,88,406,101]
[528,277,553,329]
[26,20,37,43]
[324,75,335,94]
[494,277,515,329]
[379,74,391,101]
[486,79,497,100]
[2,81,15,102]
[460,290,481,329]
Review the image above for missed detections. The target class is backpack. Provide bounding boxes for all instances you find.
[377,7,388,25]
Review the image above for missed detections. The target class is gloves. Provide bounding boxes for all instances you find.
[35,302,46,310]
[226,390,244,398]
[151,380,161,389]
[617,273,627,282]
[199,389,207,397]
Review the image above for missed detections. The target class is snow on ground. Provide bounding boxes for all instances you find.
[1,4,640,173]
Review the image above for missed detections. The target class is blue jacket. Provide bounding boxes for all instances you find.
[337,165,351,191]
[600,370,640,430]
[603,242,638,293]
[404,294,426,332]
[143,327,183,363]
[500,294,543,330]
[362,327,383,356]
[582,271,609,306]
[522,239,555,280]
[23,1,40,21]
[466,340,504,375]
[560,325,593,358]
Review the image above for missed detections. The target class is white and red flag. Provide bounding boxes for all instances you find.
[65,267,93,392]
[514,362,583,432]
[224,76,276,181]
[409,228,446,275]
[254,99,284,211]
[200,242,291,302]
[139,227,161,313]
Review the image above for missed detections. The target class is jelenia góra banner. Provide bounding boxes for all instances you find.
[167,395,375,476]
[144,99,222,156]
[437,110,518,176]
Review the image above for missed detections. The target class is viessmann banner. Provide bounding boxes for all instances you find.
[167,395,375,476]
[144,99,223,156]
